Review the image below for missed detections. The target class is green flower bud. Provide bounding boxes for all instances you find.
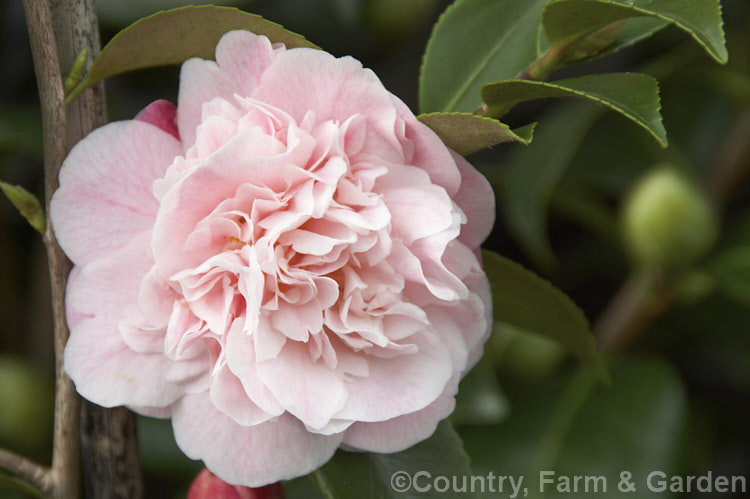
[622,166,718,269]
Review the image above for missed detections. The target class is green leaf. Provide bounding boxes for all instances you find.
[0,182,45,234]
[542,0,728,64]
[419,0,547,113]
[66,6,317,103]
[497,103,603,268]
[417,113,535,155]
[482,249,607,381]
[315,420,477,498]
[462,357,686,498]
[481,73,667,146]
[451,357,509,426]
[284,476,327,499]
[710,247,750,306]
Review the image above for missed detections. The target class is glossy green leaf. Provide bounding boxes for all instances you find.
[451,357,509,426]
[0,182,45,234]
[418,113,535,155]
[315,420,477,498]
[66,6,317,103]
[542,0,727,64]
[482,249,607,380]
[462,357,686,498]
[419,0,547,113]
[710,247,750,306]
[481,73,667,146]
[497,103,603,268]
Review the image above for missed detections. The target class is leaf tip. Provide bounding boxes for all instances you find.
[0,181,45,234]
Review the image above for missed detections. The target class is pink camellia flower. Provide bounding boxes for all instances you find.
[51,30,494,486]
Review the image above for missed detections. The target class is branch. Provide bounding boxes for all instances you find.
[22,0,81,496]
[23,0,143,497]
[47,0,144,497]
[0,449,50,495]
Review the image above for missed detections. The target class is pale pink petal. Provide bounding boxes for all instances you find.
[177,32,277,148]
[152,127,288,276]
[252,49,407,164]
[64,233,210,407]
[51,120,181,267]
[210,364,276,426]
[440,240,493,371]
[451,151,495,249]
[256,341,347,430]
[392,97,462,197]
[465,272,493,371]
[137,266,177,328]
[225,323,285,416]
[333,332,452,422]
[172,392,343,487]
[341,378,458,453]
[378,164,455,246]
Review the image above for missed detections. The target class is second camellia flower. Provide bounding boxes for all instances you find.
[51,30,494,486]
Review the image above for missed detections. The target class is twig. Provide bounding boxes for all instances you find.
[0,449,50,495]
[473,42,573,117]
[595,267,671,351]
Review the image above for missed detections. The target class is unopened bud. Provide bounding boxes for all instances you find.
[187,468,285,499]
[622,166,717,269]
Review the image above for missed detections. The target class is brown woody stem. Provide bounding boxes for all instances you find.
[0,448,51,495]
[18,0,143,497]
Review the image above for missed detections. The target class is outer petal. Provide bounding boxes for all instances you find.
[451,150,495,250]
[172,392,343,487]
[392,97,462,197]
[415,240,491,374]
[333,332,452,423]
[177,31,278,148]
[252,49,408,165]
[253,49,394,126]
[51,120,181,267]
[64,232,210,407]
[341,378,458,453]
